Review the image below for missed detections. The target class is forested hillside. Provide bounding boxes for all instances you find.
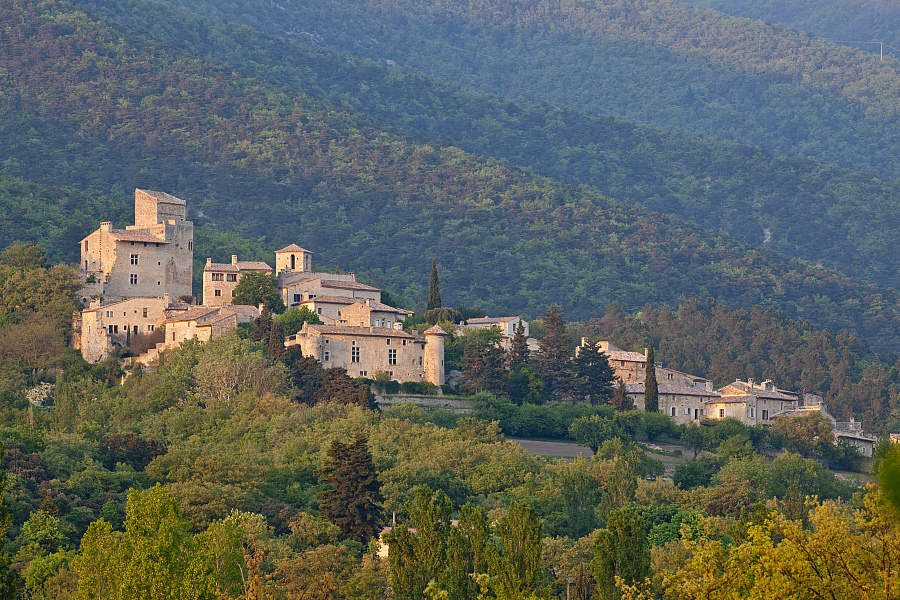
[682,0,900,58]
[64,0,900,292]
[8,0,900,351]
[98,0,900,177]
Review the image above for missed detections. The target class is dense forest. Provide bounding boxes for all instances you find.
[61,0,900,293]
[99,0,900,178]
[682,0,900,57]
[8,0,900,352]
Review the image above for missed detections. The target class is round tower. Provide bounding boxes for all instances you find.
[423,324,447,387]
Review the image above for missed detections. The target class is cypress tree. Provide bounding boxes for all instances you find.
[250,305,272,343]
[644,341,659,412]
[427,259,441,310]
[316,435,383,543]
[267,320,288,361]
[507,318,530,370]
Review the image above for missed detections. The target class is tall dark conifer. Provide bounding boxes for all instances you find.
[267,320,288,361]
[572,339,617,404]
[507,318,530,371]
[317,434,383,543]
[538,304,572,399]
[427,259,441,311]
[250,305,273,343]
[644,341,659,412]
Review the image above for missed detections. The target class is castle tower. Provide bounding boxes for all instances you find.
[423,324,447,387]
[274,244,313,275]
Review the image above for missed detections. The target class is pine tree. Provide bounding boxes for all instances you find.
[507,318,529,370]
[317,435,383,543]
[427,259,441,311]
[538,304,572,399]
[612,379,632,411]
[644,341,659,412]
[572,338,617,404]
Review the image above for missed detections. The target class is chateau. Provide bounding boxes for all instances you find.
[73,189,445,387]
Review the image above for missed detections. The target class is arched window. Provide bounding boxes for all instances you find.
[291,254,296,270]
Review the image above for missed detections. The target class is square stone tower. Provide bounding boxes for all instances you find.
[79,189,193,303]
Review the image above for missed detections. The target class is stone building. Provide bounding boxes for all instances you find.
[771,395,877,457]
[707,379,800,425]
[580,340,713,388]
[203,255,272,306]
[625,382,720,424]
[297,296,412,327]
[78,189,193,303]
[162,305,260,351]
[282,277,381,307]
[459,316,533,352]
[286,322,446,386]
[73,296,183,363]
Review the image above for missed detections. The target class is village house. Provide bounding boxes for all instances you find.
[771,395,877,457]
[286,323,446,386]
[162,305,260,351]
[203,255,272,306]
[73,295,189,363]
[707,379,800,425]
[459,316,534,352]
[78,189,193,304]
[591,341,713,388]
[625,382,720,424]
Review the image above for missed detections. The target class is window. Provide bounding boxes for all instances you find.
[402,339,406,346]
[750,407,755,418]
[386,338,391,345]
[131,254,139,265]
[670,407,676,417]
[215,290,222,297]
[84,241,88,252]
[359,371,367,377]
[148,325,154,332]
[111,325,118,333]
[667,373,673,380]
[211,273,224,282]
[352,346,360,363]
[317,308,322,315]
[142,308,148,318]
[719,409,725,418]
[172,332,175,341]
[133,325,138,334]
[684,407,689,415]
[324,351,330,362]
[188,241,193,250]
[106,311,113,318]
[226,274,237,282]
[419,356,423,366]
[762,409,769,420]
[294,294,301,303]
[388,349,397,365]
[130,274,138,285]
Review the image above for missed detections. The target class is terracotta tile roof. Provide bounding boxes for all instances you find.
[424,325,448,336]
[138,189,186,205]
[721,381,798,401]
[204,261,271,272]
[275,244,313,253]
[625,383,720,397]
[164,307,219,323]
[351,300,413,315]
[305,324,424,341]
[109,229,167,243]
[466,317,520,324]
[321,280,380,292]
[282,277,318,288]
[164,305,258,324]
[301,296,357,305]
[705,394,754,405]
[607,350,647,362]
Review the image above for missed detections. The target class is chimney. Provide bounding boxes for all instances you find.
[366,298,371,307]
[231,255,238,266]
[206,258,211,266]
[100,222,112,232]
[748,378,754,387]
[705,380,713,391]
[164,293,170,306]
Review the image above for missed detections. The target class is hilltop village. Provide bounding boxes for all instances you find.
[70,189,877,457]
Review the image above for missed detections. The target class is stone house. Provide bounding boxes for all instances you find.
[282,277,381,307]
[580,340,713,388]
[459,316,532,352]
[203,255,272,306]
[73,296,185,363]
[299,296,412,326]
[286,323,446,386]
[772,396,877,457]
[625,382,720,424]
[78,189,193,304]
[162,305,260,351]
[707,379,800,425]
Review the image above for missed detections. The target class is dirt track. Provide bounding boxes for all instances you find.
[508,438,594,457]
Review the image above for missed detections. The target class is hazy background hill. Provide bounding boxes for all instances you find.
[83,0,900,179]
[65,0,900,293]
[7,0,900,353]
[680,0,900,58]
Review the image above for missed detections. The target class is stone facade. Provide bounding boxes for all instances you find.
[162,305,260,350]
[286,322,445,386]
[625,383,720,424]
[73,296,175,363]
[581,340,713,389]
[282,277,381,307]
[202,255,272,306]
[79,189,193,304]
[462,316,529,337]
[708,379,800,426]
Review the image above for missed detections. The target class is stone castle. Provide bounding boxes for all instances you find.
[74,189,446,387]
